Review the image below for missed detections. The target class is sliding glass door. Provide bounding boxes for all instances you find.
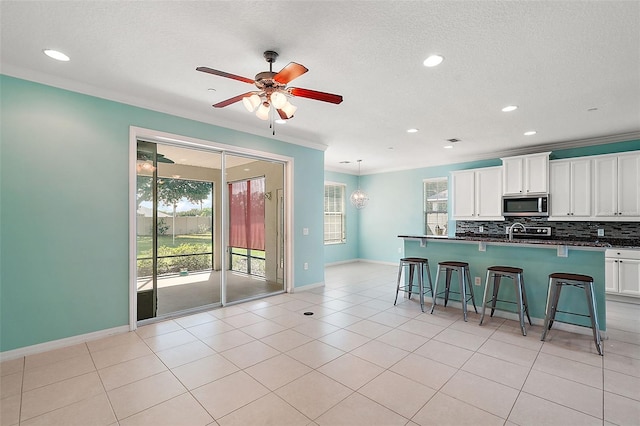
[136,142,222,319]
[135,141,286,321]
[224,154,286,303]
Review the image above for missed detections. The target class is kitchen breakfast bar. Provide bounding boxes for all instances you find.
[398,235,607,332]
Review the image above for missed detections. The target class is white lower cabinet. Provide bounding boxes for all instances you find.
[605,249,640,297]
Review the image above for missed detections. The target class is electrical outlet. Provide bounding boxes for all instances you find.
[397,247,402,253]
[474,276,481,286]
[303,262,309,270]
[303,228,309,236]
[479,225,484,233]
[597,228,604,237]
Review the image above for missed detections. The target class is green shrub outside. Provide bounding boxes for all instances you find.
[137,243,212,277]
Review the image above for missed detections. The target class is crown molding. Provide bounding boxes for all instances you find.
[1,67,328,152]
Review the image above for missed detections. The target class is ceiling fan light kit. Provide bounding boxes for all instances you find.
[197,50,343,133]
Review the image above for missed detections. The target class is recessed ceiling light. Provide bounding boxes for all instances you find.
[501,105,518,112]
[443,144,454,149]
[524,130,537,136]
[423,55,444,67]
[587,107,598,112]
[407,128,419,133]
[207,88,216,92]
[339,160,351,164]
[43,49,70,61]
[388,147,394,150]
[243,168,250,172]
[275,119,286,124]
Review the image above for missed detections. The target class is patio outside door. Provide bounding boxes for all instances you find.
[136,142,222,319]
[225,154,286,303]
[135,142,286,321]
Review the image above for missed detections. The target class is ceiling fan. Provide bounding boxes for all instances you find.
[197,51,343,124]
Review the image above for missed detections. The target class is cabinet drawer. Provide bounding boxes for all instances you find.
[606,249,640,260]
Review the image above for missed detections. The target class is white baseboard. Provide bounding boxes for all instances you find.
[291,281,324,292]
[325,259,398,267]
[0,325,130,362]
[324,259,359,267]
[355,258,398,266]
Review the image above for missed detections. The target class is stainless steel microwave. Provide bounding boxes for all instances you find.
[502,195,549,217]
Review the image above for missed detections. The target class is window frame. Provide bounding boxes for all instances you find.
[423,177,449,236]
[324,182,347,245]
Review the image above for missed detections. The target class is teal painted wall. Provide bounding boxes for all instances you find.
[357,159,500,263]
[0,75,325,352]
[404,240,606,330]
[323,171,360,264]
[551,139,640,160]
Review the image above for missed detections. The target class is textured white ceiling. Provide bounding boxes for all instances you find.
[1,1,639,174]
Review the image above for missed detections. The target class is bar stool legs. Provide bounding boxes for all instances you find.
[479,266,532,335]
[541,273,603,356]
[395,257,433,312]
[430,261,477,321]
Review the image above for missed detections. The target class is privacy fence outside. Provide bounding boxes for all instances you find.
[136,216,212,235]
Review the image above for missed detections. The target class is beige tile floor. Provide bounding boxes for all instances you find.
[1,262,639,425]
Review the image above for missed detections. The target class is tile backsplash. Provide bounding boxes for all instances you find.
[456,218,640,242]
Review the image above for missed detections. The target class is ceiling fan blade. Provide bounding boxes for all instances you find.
[289,87,343,104]
[156,154,175,164]
[213,92,256,108]
[196,66,254,84]
[276,109,293,120]
[274,62,309,84]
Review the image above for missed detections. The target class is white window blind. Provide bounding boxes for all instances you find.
[324,183,346,244]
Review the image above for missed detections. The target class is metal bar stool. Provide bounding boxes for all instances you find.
[394,257,433,312]
[430,261,477,321]
[479,266,532,335]
[541,272,603,356]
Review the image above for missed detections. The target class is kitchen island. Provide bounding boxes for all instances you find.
[399,234,610,332]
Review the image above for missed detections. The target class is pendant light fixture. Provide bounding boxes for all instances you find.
[350,160,369,209]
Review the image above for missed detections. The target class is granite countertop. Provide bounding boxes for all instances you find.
[398,234,640,249]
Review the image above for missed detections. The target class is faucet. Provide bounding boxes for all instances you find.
[508,222,526,241]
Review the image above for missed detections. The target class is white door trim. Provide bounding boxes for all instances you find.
[128,126,294,331]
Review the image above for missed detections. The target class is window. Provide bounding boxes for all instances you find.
[424,178,448,236]
[324,183,346,244]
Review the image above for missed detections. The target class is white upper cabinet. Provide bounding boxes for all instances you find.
[594,152,640,218]
[549,158,591,218]
[502,152,550,195]
[452,166,503,220]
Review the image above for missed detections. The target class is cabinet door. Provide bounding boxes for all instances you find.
[476,167,503,218]
[452,170,476,219]
[605,258,618,293]
[593,156,618,217]
[525,154,549,194]
[617,154,640,217]
[618,258,640,296]
[571,159,592,217]
[503,158,524,195]
[550,161,571,217]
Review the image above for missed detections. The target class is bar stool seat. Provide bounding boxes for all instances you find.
[479,265,532,335]
[541,272,603,356]
[430,261,477,321]
[394,257,433,312]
